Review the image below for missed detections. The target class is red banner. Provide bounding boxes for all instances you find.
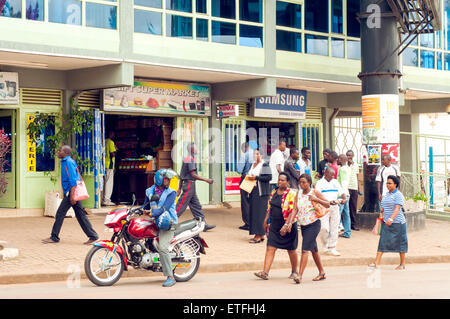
[224,177,241,195]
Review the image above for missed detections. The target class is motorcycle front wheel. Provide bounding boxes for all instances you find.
[84,246,124,286]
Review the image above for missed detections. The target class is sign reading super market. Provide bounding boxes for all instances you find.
[253,88,307,120]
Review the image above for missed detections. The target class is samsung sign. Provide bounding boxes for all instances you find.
[253,88,307,119]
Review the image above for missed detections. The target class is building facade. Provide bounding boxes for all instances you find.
[0,0,449,213]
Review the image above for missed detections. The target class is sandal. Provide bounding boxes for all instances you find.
[368,262,377,269]
[288,272,298,279]
[293,274,302,284]
[249,238,264,244]
[254,271,269,280]
[395,264,406,270]
[312,273,326,281]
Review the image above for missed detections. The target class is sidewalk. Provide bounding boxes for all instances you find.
[1,208,450,285]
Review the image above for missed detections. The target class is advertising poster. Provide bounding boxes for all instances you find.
[224,176,241,195]
[362,94,399,144]
[103,80,211,116]
[253,88,307,119]
[217,104,239,118]
[367,145,382,165]
[382,143,400,164]
[0,72,19,105]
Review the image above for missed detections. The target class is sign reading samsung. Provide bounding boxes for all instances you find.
[253,88,307,119]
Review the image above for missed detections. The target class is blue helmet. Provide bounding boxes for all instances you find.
[154,169,166,186]
[154,169,178,187]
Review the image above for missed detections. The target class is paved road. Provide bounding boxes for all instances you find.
[1,263,449,299]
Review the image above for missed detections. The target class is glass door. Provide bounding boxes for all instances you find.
[0,110,16,208]
[222,118,246,202]
[174,117,210,205]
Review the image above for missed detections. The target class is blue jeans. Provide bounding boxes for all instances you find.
[339,201,351,238]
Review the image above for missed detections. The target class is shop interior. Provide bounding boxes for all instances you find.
[105,114,173,205]
[246,121,297,157]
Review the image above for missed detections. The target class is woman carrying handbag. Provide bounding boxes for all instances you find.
[285,174,331,284]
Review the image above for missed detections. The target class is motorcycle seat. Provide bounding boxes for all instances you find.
[174,219,198,236]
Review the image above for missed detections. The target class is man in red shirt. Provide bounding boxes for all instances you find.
[327,151,339,179]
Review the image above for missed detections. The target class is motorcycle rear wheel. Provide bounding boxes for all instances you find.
[172,252,200,282]
[84,246,124,286]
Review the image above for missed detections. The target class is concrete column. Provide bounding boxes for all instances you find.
[264,0,277,72]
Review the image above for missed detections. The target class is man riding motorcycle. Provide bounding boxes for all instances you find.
[141,169,178,287]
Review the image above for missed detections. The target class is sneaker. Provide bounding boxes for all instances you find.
[322,248,330,255]
[329,249,341,256]
[162,277,176,287]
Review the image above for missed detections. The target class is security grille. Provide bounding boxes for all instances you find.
[20,88,62,106]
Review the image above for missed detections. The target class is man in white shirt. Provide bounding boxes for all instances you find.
[296,146,312,176]
[315,167,347,256]
[269,139,287,191]
[376,155,401,201]
[346,150,360,231]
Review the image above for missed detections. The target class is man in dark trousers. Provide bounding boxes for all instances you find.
[176,143,215,231]
[42,145,99,244]
[237,142,253,230]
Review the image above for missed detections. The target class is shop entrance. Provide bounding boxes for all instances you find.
[104,114,174,205]
[246,121,298,157]
[0,110,16,208]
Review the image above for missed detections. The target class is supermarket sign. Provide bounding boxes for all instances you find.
[253,88,306,119]
[103,80,211,116]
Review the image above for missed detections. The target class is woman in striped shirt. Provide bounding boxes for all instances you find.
[369,175,408,270]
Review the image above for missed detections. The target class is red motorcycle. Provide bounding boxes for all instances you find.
[84,197,208,286]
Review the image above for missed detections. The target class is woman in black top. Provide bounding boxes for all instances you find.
[254,172,299,280]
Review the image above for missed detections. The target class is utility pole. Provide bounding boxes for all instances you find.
[359,0,402,212]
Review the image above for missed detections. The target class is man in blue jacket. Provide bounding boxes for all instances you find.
[42,145,99,244]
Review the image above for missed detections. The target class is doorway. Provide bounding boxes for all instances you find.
[0,110,16,208]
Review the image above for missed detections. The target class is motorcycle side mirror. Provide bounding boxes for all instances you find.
[150,194,160,202]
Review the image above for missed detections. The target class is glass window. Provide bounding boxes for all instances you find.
[347,0,360,37]
[134,9,162,35]
[166,14,193,38]
[420,33,434,48]
[0,0,22,18]
[437,52,442,70]
[240,24,263,48]
[305,34,328,56]
[331,37,344,58]
[196,0,207,13]
[403,47,418,67]
[305,0,328,33]
[212,0,236,20]
[276,1,301,29]
[332,0,343,34]
[436,30,441,49]
[86,3,117,29]
[445,53,450,71]
[276,30,301,52]
[134,0,162,8]
[196,18,208,41]
[445,0,450,50]
[420,50,435,69]
[26,0,44,21]
[27,115,56,172]
[402,33,418,46]
[347,40,360,60]
[240,0,262,23]
[49,0,81,25]
[166,0,192,13]
[212,20,236,44]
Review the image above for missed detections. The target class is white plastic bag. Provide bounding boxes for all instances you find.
[44,191,75,218]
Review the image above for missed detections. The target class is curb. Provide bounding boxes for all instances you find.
[1,255,450,285]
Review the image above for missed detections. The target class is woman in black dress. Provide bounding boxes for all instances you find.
[254,172,299,280]
[247,150,272,243]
